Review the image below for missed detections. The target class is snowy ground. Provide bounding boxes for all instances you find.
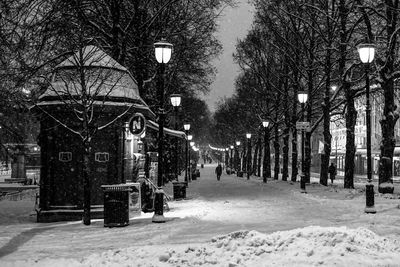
[0,164,400,266]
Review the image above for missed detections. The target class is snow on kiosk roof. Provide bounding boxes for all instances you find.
[54,45,128,71]
[37,45,154,118]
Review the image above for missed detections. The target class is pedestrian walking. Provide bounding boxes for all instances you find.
[328,162,337,184]
[215,164,222,181]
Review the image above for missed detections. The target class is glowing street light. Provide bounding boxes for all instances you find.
[262,120,270,183]
[246,133,252,180]
[298,90,308,193]
[153,39,173,223]
[358,43,376,214]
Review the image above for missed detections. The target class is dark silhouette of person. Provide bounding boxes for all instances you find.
[215,164,222,181]
[328,163,337,184]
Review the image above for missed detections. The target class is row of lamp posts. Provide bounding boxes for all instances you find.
[152,39,198,222]
[153,38,375,224]
[291,42,376,212]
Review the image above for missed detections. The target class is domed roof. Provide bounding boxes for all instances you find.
[36,45,155,119]
[54,45,128,72]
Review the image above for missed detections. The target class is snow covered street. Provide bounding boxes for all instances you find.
[1,164,400,266]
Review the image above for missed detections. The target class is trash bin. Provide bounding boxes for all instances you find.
[195,169,200,178]
[201,164,204,168]
[237,171,243,177]
[101,184,131,227]
[173,181,186,200]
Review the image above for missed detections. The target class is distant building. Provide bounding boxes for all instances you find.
[329,86,400,176]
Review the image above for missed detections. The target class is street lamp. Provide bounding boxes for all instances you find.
[188,135,193,182]
[358,43,376,214]
[184,124,190,184]
[153,39,173,223]
[262,120,270,183]
[331,85,338,91]
[246,133,252,180]
[235,141,241,175]
[170,94,181,181]
[170,94,181,107]
[298,90,308,193]
[190,141,195,180]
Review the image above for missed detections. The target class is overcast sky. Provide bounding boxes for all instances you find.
[203,1,254,112]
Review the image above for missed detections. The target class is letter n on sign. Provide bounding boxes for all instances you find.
[128,113,146,137]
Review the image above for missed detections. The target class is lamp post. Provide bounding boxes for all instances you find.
[298,90,308,193]
[246,133,252,180]
[153,39,173,223]
[170,94,181,181]
[189,140,195,180]
[235,141,241,176]
[187,134,193,182]
[262,120,270,183]
[184,124,190,184]
[358,43,376,214]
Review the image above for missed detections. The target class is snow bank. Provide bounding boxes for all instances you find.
[0,199,36,224]
[2,226,400,267]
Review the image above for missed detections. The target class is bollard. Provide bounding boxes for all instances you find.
[300,175,306,193]
[364,184,376,214]
[152,189,166,223]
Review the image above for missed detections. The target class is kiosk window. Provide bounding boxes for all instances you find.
[95,152,109,162]
[59,152,72,162]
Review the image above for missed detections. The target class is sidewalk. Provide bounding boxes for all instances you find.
[1,163,399,264]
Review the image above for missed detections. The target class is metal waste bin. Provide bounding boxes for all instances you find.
[173,181,186,200]
[101,184,131,227]
[191,169,197,180]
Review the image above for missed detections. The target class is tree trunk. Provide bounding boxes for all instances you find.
[379,78,397,193]
[344,86,356,189]
[282,61,290,182]
[282,125,289,181]
[274,131,280,180]
[234,147,239,172]
[242,142,247,172]
[110,0,121,61]
[247,140,252,179]
[291,117,298,182]
[320,46,332,186]
[252,140,258,175]
[257,136,262,177]
[291,58,299,182]
[305,131,311,183]
[82,143,91,226]
[338,0,355,189]
[266,129,271,178]
[274,92,281,180]
[378,1,399,194]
